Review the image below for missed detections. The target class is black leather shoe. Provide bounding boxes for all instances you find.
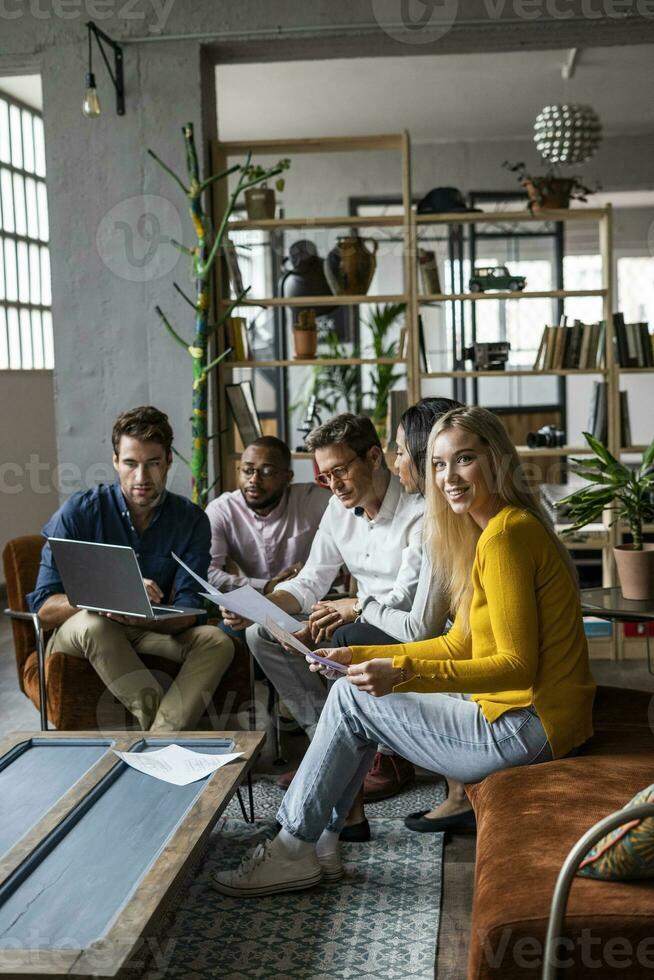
[338,819,371,842]
[404,808,476,833]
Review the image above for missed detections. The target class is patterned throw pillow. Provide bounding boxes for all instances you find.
[577,783,654,881]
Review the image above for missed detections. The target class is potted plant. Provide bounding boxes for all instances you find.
[503,161,594,213]
[560,433,654,599]
[364,303,406,443]
[242,159,290,220]
[293,309,318,359]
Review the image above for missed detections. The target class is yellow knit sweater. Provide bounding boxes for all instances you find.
[350,506,595,759]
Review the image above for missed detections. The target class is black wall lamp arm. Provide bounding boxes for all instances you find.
[86,21,124,116]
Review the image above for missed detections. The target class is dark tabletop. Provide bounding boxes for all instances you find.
[580,587,654,622]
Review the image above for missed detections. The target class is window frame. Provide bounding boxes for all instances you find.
[0,89,52,370]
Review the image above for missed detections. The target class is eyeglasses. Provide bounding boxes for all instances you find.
[315,453,361,488]
[238,464,286,480]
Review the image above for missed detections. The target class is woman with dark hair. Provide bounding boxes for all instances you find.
[396,397,462,495]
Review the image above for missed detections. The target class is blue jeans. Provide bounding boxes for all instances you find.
[277,680,553,842]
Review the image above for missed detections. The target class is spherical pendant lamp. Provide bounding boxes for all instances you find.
[533,104,602,166]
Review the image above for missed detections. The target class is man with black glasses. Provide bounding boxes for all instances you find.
[223,415,431,802]
[205,436,329,594]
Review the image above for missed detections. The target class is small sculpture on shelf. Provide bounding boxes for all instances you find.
[463,341,510,371]
[469,265,526,293]
[527,424,565,449]
[292,309,318,360]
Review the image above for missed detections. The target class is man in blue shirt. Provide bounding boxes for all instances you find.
[28,406,234,730]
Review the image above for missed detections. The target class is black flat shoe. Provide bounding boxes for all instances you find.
[404,808,476,834]
[338,818,371,842]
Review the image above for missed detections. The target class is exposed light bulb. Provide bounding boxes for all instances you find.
[83,72,101,118]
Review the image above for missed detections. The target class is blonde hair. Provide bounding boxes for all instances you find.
[424,405,578,634]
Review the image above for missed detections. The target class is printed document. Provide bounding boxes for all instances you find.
[114,743,243,786]
[172,551,304,634]
[265,617,348,675]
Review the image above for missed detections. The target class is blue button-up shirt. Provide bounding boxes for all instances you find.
[28,481,210,614]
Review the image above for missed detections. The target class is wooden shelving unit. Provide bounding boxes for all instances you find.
[209,133,649,640]
[211,131,413,491]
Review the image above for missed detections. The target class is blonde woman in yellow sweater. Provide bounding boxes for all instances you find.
[213,406,595,898]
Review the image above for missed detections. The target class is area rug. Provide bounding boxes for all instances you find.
[142,777,446,980]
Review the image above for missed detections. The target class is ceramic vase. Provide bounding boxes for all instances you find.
[324,236,378,296]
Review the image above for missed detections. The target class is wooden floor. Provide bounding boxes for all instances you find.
[2,613,654,979]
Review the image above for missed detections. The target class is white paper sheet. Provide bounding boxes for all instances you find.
[264,617,349,675]
[172,551,302,634]
[113,743,243,786]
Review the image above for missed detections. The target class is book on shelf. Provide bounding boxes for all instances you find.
[533,319,605,371]
[225,380,262,446]
[620,390,632,448]
[587,380,608,444]
[397,326,408,359]
[386,389,409,450]
[223,238,245,296]
[226,317,250,361]
[418,315,432,373]
[612,313,653,367]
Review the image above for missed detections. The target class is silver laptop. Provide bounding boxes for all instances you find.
[48,538,201,620]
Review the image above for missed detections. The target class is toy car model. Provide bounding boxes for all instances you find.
[468,265,526,293]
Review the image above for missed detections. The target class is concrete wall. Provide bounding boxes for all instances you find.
[0,371,59,583]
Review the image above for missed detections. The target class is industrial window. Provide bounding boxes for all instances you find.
[0,92,53,369]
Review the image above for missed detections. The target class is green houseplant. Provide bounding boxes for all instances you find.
[292,309,318,359]
[503,160,594,212]
[560,432,654,599]
[241,160,290,220]
[364,303,406,438]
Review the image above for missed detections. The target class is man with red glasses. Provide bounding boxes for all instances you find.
[226,414,433,804]
[206,436,329,594]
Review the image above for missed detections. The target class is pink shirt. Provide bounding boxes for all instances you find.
[205,483,331,592]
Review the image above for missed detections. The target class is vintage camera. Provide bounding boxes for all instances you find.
[527,425,565,449]
[462,342,510,371]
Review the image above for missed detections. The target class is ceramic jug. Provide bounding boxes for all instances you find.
[324,236,378,296]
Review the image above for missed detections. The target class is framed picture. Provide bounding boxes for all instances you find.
[225,381,262,446]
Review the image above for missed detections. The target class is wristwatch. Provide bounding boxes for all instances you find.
[352,597,363,617]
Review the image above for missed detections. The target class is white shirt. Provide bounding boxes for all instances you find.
[361,555,449,643]
[275,474,424,615]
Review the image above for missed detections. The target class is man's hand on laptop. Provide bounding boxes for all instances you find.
[99,578,173,626]
[143,579,164,604]
[99,611,151,626]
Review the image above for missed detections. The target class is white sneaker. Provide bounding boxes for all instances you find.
[317,848,344,883]
[212,839,323,898]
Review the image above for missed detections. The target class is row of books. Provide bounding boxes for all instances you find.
[613,313,653,368]
[587,381,632,446]
[533,318,605,370]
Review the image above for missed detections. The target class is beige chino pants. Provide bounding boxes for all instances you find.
[47,609,234,731]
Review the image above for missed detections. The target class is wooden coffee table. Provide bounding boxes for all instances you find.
[0,729,265,978]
